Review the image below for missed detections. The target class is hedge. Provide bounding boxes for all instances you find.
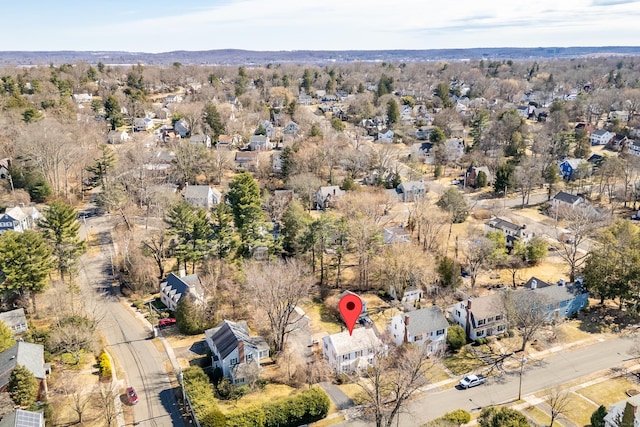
[181,367,330,427]
[98,351,112,380]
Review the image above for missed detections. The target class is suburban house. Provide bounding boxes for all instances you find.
[258,121,277,138]
[322,328,384,373]
[159,272,205,311]
[629,140,640,157]
[174,119,190,137]
[377,130,395,143]
[388,307,449,354]
[0,206,41,235]
[235,151,259,171]
[415,127,433,140]
[0,342,48,397]
[383,226,411,245]
[551,191,584,210]
[205,320,269,385]
[443,138,465,161]
[248,135,273,151]
[0,409,45,427]
[590,129,615,146]
[523,277,589,320]
[271,151,282,173]
[389,286,423,303]
[190,134,211,149]
[338,290,367,315]
[485,217,533,248]
[396,180,426,202]
[603,395,640,427]
[609,110,630,122]
[466,166,492,187]
[133,117,154,132]
[165,94,183,104]
[283,121,300,135]
[316,186,345,210]
[559,158,589,180]
[0,308,28,334]
[451,294,507,341]
[411,142,434,164]
[107,130,130,144]
[183,185,221,210]
[298,94,313,105]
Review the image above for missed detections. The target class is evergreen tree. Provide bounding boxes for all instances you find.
[475,170,488,188]
[39,201,85,281]
[301,69,313,93]
[429,127,446,143]
[165,202,212,272]
[103,95,124,130]
[8,365,38,406]
[377,74,394,97]
[435,82,453,108]
[0,231,53,314]
[470,110,489,148]
[478,407,529,427]
[446,325,466,351]
[590,405,607,427]
[494,162,516,195]
[211,203,238,260]
[281,200,311,255]
[437,187,469,223]
[203,102,225,140]
[437,256,462,289]
[386,99,399,127]
[85,144,116,189]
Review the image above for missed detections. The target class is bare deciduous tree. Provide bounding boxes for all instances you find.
[546,387,571,427]
[355,344,435,427]
[245,259,314,353]
[463,236,497,289]
[93,383,121,427]
[502,288,549,351]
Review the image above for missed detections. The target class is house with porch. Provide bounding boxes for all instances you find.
[205,320,269,385]
[0,206,41,235]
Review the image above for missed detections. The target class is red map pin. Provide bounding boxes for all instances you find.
[339,293,362,336]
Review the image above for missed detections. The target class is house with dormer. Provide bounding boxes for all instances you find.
[451,294,507,341]
[205,320,269,384]
[388,306,449,354]
[316,186,345,210]
[0,206,41,235]
[322,328,383,374]
[248,135,273,151]
[159,272,205,311]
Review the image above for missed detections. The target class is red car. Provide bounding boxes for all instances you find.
[127,387,138,405]
[158,318,176,327]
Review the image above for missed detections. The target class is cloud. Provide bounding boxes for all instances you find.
[592,0,640,5]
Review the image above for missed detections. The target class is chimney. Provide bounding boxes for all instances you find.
[238,340,245,364]
[179,268,186,278]
[403,315,410,344]
[465,299,472,339]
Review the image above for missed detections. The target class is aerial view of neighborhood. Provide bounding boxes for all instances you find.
[3,2,640,427]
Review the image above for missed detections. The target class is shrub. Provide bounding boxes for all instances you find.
[591,405,607,427]
[98,351,112,379]
[442,409,471,425]
[478,406,529,427]
[446,325,466,351]
[8,365,38,406]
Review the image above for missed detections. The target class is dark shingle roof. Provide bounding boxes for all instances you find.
[553,191,582,204]
[206,320,267,359]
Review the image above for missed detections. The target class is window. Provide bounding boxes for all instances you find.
[488,316,494,322]
[436,329,445,336]
[394,324,397,330]
[342,354,350,361]
[495,315,503,321]
[497,325,505,332]
[477,319,486,326]
[230,358,238,365]
[246,354,253,362]
[477,330,485,337]
[414,334,423,341]
[355,350,363,357]
[455,310,461,317]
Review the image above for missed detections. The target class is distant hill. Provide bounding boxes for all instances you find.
[1,46,640,66]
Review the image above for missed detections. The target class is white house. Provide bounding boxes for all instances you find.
[551,191,584,210]
[248,135,273,151]
[388,306,449,354]
[189,134,211,149]
[72,93,93,104]
[0,308,27,334]
[107,130,130,144]
[389,286,422,303]
[450,295,507,341]
[183,185,221,210]
[485,217,533,248]
[0,409,45,427]
[590,129,615,146]
[377,130,394,143]
[159,272,205,311]
[205,320,269,385]
[133,117,154,132]
[604,395,640,427]
[322,328,383,373]
[0,206,41,235]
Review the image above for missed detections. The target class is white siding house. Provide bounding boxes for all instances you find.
[322,328,383,373]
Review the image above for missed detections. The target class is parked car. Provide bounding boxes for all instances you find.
[158,318,176,327]
[459,374,486,389]
[127,387,138,405]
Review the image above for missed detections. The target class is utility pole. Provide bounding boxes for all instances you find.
[518,356,527,400]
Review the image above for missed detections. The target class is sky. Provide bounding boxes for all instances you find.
[3,0,640,52]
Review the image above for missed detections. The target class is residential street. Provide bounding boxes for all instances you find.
[78,203,183,427]
[338,334,637,426]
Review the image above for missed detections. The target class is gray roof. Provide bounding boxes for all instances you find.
[524,277,587,305]
[591,129,608,136]
[0,308,26,330]
[404,306,449,336]
[184,185,212,200]
[553,191,582,204]
[0,409,44,427]
[205,320,268,360]
[398,180,425,193]
[323,328,382,356]
[561,158,586,169]
[161,273,203,303]
[486,217,522,232]
[317,186,345,199]
[0,342,45,389]
[468,293,505,324]
[249,135,268,143]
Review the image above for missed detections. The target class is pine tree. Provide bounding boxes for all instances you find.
[8,364,38,406]
[211,203,238,260]
[386,99,399,128]
[203,102,225,140]
[0,231,53,314]
[165,202,212,272]
[85,144,116,189]
[39,201,85,281]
